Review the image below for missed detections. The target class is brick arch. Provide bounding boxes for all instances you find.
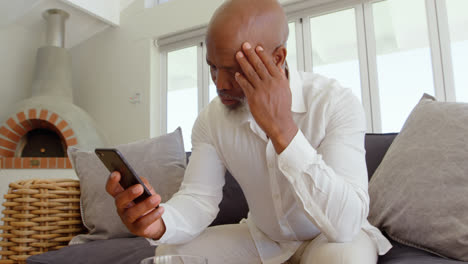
[0,108,76,169]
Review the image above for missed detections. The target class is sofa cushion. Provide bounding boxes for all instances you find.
[364,133,398,180]
[210,170,249,226]
[379,239,467,264]
[68,128,186,244]
[368,94,468,261]
[26,237,155,264]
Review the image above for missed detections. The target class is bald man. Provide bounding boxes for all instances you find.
[106,0,392,263]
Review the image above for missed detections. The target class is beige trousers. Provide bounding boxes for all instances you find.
[156,223,377,264]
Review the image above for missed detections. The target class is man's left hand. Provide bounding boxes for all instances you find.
[235,42,298,154]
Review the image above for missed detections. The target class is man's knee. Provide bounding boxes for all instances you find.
[155,224,261,264]
[156,244,182,257]
[301,245,374,264]
[299,231,377,264]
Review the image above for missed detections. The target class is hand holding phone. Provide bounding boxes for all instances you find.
[101,149,166,240]
[96,148,152,204]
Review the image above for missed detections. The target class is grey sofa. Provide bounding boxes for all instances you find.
[27,133,467,264]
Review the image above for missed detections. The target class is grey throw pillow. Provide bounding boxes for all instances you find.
[368,94,468,261]
[68,128,186,244]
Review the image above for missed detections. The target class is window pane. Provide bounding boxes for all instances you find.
[446,0,468,102]
[287,22,298,73]
[309,9,362,101]
[167,46,198,150]
[209,78,217,102]
[373,0,435,132]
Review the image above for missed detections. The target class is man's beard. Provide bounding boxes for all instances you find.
[217,91,249,113]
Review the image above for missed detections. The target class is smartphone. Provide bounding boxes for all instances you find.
[95,148,153,204]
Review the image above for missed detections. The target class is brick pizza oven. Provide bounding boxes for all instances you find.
[0,9,107,169]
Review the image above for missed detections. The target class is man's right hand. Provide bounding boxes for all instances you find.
[105,171,166,240]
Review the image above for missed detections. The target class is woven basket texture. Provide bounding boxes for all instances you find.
[0,179,85,264]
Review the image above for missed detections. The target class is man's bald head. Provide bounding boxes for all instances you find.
[206,0,289,53]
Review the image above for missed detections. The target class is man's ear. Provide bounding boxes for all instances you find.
[273,45,287,69]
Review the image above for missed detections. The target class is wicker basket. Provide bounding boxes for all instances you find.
[0,179,85,264]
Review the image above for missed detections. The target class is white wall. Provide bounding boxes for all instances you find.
[70,0,224,146]
[0,24,44,124]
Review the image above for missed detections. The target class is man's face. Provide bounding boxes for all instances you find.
[206,32,246,110]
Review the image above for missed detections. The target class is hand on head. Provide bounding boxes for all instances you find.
[105,171,166,239]
[235,42,298,154]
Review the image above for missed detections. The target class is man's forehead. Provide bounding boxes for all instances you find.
[206,44,239,68]
[206,36,242,52]
[206,26,245,57]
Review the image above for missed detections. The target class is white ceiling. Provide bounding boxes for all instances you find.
[120,0,138,11]
[0,0,139,48]
[0,0,41,28]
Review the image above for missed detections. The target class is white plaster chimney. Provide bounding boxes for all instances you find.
[32,9,73,101]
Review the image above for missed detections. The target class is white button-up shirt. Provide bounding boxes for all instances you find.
[150,70,392,263]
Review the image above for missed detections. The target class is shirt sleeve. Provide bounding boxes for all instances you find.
[277,90,369,243]
[148,108,226,245]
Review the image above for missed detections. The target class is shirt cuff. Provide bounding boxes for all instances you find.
[145,203,176,245]
[277,129,319,176]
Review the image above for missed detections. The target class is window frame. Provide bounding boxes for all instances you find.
[159,36,206,135]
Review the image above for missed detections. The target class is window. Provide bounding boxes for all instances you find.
[209,78,217,102]
[287,22,299,74]
[309,8,362,101]
[372,0,435,132]
[446,0,468,102]
[166,46,198,150]
[145,0,172,8]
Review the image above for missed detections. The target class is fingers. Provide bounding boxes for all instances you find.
[235,42,286,96]
[115,184,143,214]
[122,194,162,224]
[235,72,255,97]
[239,42,270,80]
[255,45,283,78]
[106,171,124,197]
[133,206,165,236]
[236,47,261,87]
[141,177,156,196]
